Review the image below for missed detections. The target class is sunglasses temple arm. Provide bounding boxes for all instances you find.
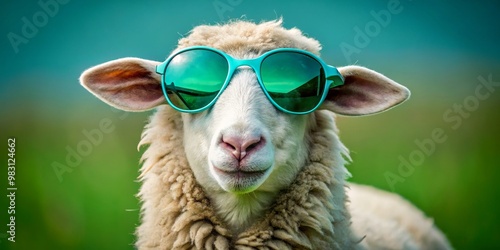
[167,82,192,110]
[325,65,345,88]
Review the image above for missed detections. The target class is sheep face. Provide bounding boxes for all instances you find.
[181,66,310,194]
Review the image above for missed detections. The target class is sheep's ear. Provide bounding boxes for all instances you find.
[80,57,165,112]
[321,65,410,116]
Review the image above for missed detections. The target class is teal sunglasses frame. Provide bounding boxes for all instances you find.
[156,46,344,115]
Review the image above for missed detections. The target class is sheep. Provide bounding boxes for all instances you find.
[79,19,452,249]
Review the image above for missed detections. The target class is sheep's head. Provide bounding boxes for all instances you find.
[79,20,409,197]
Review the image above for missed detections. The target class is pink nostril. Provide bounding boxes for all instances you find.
[221,135,263,160]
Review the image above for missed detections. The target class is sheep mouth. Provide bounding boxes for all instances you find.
[212,166,271,192]
[213,166,268,179]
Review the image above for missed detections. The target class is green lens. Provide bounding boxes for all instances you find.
[164,49,228,110]
[260,52,325,113]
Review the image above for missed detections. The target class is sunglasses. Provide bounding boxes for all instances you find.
[156,46,344,114]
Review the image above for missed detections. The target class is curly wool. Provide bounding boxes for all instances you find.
[176,19,322,56]
[135,106,359,249]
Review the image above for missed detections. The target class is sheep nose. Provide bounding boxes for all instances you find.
[221,134,263,160]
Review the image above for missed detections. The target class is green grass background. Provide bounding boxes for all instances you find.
[1,0,499,249]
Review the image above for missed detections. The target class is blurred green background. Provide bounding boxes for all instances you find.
[1,0,499,249]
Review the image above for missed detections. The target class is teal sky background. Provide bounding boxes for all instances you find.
[1,0,499,102]
[1,0,500,249]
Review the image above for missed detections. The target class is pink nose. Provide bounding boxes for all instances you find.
[221,134,264,160]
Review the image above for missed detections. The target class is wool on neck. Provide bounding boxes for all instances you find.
[136,107,359,249]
